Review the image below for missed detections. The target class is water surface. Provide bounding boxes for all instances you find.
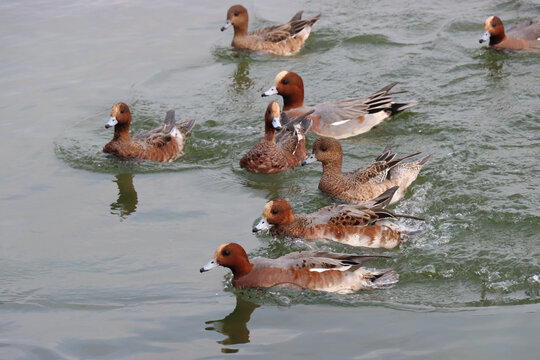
[1,0,539,359]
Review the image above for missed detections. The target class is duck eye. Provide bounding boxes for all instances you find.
[120,109,125,114]
[272,209,278,215]
[321,147,327,152]
[282,79,289,85]
[222,249,231,256]
[234,12,238,16]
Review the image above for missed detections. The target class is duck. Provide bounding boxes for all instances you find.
[221,5,321,56]
[479,16,540,50]
[240,101,312,174]
[302,137,431,204]
[252,186,424,249]
[103,102,195,163]
[200,242,398,293]
[261,71,417,139]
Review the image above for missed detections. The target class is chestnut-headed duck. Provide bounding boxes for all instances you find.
[221,5,321,56]
[302,137,432,204]
[479,16,540,50]
[261,71,417,139]
[240,101,312,174]
[253,186,424,249]
[103,103,195,163]
[200,242,398,292]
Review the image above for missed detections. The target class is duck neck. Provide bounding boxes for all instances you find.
[233,24,248,37]
[264,124,276,142]
[113,123,131,141]
[321,158,342,175]
[231,259,254,278]
[282,90,304,110]
[490,33,505,46]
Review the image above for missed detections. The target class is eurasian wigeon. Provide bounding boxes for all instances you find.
[302,137,432,204]
[479,16,540,50]
[103,102,195,163]
[261,71,418,139]
[221,5,321,56]
[200,242,398,292]
[253,186,424,249]
[240,101,312,174]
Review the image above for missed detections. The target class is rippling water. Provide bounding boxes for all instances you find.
[1,0,539,359]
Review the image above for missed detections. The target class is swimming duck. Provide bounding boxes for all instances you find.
[253,186,424,248]
[103,103,195,162]
[240,101,312,173]
[262,71,417,139]
[200,242,398,292]
[302,137,431,204]
[479,16,540,50]
[221,5,321,56]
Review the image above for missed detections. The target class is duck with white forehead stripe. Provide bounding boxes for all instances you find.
[262,71,418,139]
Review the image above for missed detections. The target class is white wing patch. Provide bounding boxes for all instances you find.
[330,119,351,126]
[309,265,351,273]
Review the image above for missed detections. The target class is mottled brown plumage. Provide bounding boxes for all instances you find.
[200,243,398,293]
[302,137,431,204]
[221,5,321,56]
[103,102,195,162]
[240,102,311,174]
[253,187,424,248]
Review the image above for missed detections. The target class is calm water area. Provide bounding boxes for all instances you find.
[1,0,539,359]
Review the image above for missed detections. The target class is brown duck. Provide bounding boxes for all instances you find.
[240,101,312,174]
[302,137,431,204]
[221,5,321,56]
[103,102,195,162]
[253,186,424,249]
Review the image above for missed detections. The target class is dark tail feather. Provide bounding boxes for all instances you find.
[390,100,418,115]
[371,269,399,289]
[417,154,433,166]
[365,186,399,209]
[289,10,303,22]
[164,110,176,127]
[177,119,196,135]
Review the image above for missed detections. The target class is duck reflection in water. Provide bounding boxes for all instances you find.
[205,295,259,353]
[110,173,138,219]
[231,61,254,93]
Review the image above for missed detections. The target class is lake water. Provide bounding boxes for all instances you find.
[1,0,539,359]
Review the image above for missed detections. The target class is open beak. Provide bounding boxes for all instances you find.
[252,218,270,232]
[200,259,218,273]
[479,31,489,44]
[221,20,232,32]
[301,154,317,166]
[261,86,278,97]
[105,116,118,129]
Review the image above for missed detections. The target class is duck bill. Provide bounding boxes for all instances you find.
[479,31,490,44]
[301,154,317,166]
[200,259,218,273]
[272,117,282,130]
[261,86,278,97]
[252,218,271,232]
[105,116,118,129]
[221,20,232,32]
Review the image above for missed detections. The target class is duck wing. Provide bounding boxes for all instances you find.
[252,13,321,43]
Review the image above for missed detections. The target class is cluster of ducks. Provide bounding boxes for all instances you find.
[102,6,540,294]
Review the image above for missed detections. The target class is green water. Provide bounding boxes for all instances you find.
[1,0,539,359]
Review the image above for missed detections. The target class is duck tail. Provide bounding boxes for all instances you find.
[289,10,303,22]
[163,110,176,131]
[390,100,418,114]
[371,268,399,289]
[177,119,196,135]
[417,153,433,166]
